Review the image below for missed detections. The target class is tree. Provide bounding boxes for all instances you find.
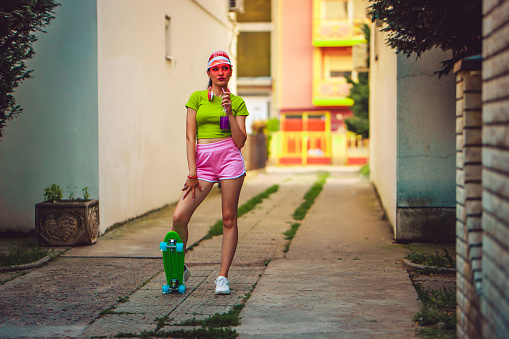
[344,24,370,139]
[0,0,60,138]
[368,0,482,76]
[344,72,369,139]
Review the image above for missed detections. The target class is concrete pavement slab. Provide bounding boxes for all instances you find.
[236,172,419,338]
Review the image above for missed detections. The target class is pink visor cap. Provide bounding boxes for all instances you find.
[207,50,232,70]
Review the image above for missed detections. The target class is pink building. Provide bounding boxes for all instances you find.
[275,0,368,165]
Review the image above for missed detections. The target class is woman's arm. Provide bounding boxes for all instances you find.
[230,114,247,148]
[183,107,202,200]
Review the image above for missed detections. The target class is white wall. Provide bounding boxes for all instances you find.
[397,49,456,208]
[369,26,398,229]
[370,24,456,240]
[395,49,456,241]
[97,0,236,232]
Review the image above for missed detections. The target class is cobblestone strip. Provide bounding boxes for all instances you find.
[81,174,316,337]
[0,258,162,330]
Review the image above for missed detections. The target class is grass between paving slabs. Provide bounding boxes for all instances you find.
[116,292,253,339]
[203,184,280,240]
[99,296,132,316]
[292,172,329,221]
[283,172,329,252]
[176,302,246,327]
[283,222,300,253]
[360,164,370,177]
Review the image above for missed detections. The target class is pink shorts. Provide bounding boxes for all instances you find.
[196,138,246,183]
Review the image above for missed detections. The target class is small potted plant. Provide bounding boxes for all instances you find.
[35,184,99,246]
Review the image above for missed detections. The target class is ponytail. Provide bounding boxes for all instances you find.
[207,78,212,88]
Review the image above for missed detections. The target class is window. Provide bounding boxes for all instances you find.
[165,15,174,61]
[353,1,368,19]
[323,0,348,20]
[237,0,271,23]
[324,53,353,79]
[330,71,352,78]
[308,115,326,120]
[238,32,271,77]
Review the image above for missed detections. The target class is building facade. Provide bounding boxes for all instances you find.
[236,0,276,136]
[271,0,369,166]
[369,28,457,242]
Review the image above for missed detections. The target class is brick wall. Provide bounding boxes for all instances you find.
[456,1,509,337]
[481,0,509,337]
[455,60,483,339]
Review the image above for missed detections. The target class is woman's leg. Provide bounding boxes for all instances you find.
[172,180,215,249]
[218,175,245,278]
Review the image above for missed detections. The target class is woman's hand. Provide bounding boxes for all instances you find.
[221,90,231,114]
[182,177,203,202]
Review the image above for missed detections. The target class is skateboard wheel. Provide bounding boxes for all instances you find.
[162,285,170,294]
[178,284,186,294]
[160,242,168,251]
[176,243,184,252]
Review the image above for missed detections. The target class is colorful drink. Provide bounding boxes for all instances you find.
[220,115,230,130]
[220,87,230,130]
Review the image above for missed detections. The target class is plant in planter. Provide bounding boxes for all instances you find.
[36,184,99,246]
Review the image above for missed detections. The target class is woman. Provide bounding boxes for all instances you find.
[172,50,249,295]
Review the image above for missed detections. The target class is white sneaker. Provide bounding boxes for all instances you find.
[214,276,231,295]
[184,265,191,283]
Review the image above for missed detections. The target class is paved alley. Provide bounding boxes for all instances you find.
[0,167,418,338]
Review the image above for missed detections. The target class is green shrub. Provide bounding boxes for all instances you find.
[43,183,63,202]
[0,244,52,267]
[406,248,456,268]
[0,0,60,137]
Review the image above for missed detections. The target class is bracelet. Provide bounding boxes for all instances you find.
[187,175,198,179]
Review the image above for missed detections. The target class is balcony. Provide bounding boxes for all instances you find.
[312,77,353,106]
[312,18,368,47]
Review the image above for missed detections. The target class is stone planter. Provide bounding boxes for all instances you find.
[35,200,99,246]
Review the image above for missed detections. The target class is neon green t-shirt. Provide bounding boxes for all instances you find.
[185,91,249,139]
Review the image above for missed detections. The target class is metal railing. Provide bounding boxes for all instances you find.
[346,131,369,164]
[280,131,331,165]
